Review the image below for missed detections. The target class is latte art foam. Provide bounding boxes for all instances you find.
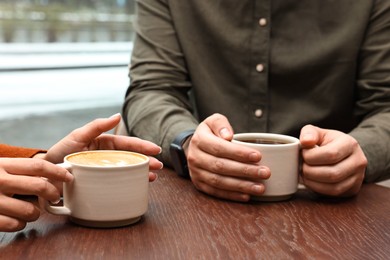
[98,159,131,166]
[67,151,146,167]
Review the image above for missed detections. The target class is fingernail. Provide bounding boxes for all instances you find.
[302,133,313,141]
[258,167,270,178]
[158,162,164,170]
[219,128,230,139]
[50,198,61,204]
[240,194,250,201]
[158,147,163,154]
[109,113,121,118]
[65,171,74,181]
[252,184,264,194]
[249,152,260,162]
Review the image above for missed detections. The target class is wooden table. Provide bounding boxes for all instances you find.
[1,168,389,259]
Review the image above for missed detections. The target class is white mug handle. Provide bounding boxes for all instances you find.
[43,162,72,216]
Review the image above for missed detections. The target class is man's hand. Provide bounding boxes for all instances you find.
[299,124,367,197]
[186,113,271,202]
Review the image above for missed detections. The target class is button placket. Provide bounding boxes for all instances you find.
[254,109,263,118]
[248,1,270,132]
[256,17,267,74]
[256,63,264,72]
[258,18,267,27]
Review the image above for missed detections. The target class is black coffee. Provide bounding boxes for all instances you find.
[239,138,288,145]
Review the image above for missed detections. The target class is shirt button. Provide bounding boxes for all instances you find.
[254,109,263,118]
[259,18,267,27]
[256,64,264,72]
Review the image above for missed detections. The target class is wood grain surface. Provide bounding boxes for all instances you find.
[1,168,389,259]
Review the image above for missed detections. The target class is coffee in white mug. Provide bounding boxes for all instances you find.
[233,133,300,202]
[42,150,149,228]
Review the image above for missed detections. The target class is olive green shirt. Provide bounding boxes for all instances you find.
[123,0,390,182]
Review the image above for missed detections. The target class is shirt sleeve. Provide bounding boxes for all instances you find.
[0,144,46,158]
[349,0,390,182]
[123,0,198,165]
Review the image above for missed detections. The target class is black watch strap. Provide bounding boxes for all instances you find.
[169,130,195,178]
[173,130,195,146]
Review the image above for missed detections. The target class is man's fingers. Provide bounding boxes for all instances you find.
[302,162,351,184]
[189,150,268,180]
[190,166,266,199]
[302,148,366,184]
[300,124,322,148]
[302,134,361,166]
[301,173,363,197]
[194,180,251,202]
[302,139,350,166]
[204,113,234,140]
[193,124,261,164]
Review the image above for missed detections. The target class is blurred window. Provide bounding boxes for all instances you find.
[0,0,135,148]
[0,0,135,43]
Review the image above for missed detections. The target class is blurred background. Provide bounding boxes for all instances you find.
[0,0,134,148]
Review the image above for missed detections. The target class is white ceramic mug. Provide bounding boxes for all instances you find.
[43,150,149,228]
[232,133,300,202]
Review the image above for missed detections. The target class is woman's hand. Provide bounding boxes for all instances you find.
[42,113,163,181]
[0,158,73,232]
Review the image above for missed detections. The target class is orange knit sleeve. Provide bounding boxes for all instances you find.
[0,144,46,158]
